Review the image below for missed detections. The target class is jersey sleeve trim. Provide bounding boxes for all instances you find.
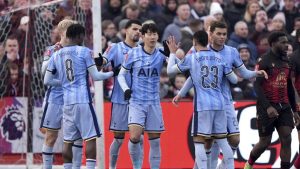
[87,64,96,69]
[176,64,183,73]
[235,63,244,69]
[122,65,131,70]
[225,70,234,76]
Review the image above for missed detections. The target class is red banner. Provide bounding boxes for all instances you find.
[103,101,299,168]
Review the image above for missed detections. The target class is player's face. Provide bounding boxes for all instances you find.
[274,36,289,56]
[142,30,158,48]
[210,28,227,46]
[126,23,141,42]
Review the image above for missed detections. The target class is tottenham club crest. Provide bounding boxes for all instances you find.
[1,106,26,141]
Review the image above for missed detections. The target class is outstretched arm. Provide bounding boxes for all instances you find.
[88,65,114,81]
[226,71,238,84]
[236,64,268,79]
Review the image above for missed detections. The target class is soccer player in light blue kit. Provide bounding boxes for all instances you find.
[40,19,83,169]
[118,23,168,169]
[44,24,116,169]
[97,20,144,169]
[167,31,237,169]
[175,21,268,169]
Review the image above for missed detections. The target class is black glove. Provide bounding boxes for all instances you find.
[124,89,132,100]
[94,53,104,67]
[112,64,121,76]
[159,40,170,57]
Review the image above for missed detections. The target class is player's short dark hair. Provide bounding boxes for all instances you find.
[125,20,142,29]
[209,21,227,33]
[193,30,208,47]
[66,24,85,39]
[141,23,158,35]
[267,31,287,46]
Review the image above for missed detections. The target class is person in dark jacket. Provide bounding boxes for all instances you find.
[227,21,258,64]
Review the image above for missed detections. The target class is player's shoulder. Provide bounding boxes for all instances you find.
[223,45,238,53]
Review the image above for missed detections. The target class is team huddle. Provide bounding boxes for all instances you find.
[41,18,300,169]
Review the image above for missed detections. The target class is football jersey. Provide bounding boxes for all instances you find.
[122,46,166,105]
[47,45,95,105]
[103,42,138,104]
[177,49,233,111]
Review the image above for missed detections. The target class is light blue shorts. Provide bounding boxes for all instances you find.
[40,102,63,130]
[63,103,101,142]
[109,103,129,132]
[191,110,227,138]
[225,104,240,136]
[128,103,165,132]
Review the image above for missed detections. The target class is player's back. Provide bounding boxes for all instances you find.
[209,45,243,104]
[52,45,94,105]
[43,44,64,105]
[187,50,228,111]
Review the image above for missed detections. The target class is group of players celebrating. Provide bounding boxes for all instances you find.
[40,17,300,169]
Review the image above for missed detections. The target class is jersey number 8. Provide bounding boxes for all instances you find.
[65,59,74,82]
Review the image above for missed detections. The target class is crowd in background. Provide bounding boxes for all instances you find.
[0,0,299,101]
[101,0,300,101]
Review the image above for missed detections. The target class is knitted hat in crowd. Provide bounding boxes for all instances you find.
[209,2,223,16]
[237,43,250,52]
[272,12,286,25]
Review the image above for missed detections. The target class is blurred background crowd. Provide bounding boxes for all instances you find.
[0,0,299,102]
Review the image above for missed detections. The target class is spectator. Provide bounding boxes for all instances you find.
[1,35,22,67]
[249,9,270,46]
[3,62,27,97]
[224,0,247,35]
[113,3,141,27]
[227,21,258,64]
[209,2,224,22]
[190,0,208,19]
[162,2,191,42]
[243,1,261,33]
[102,20,121,43]
[291,17,300,37]
[269,12,287,32]
[180,19,203,53]
[231,44,256,100]
[282,0,300,34]
[257,34,270,56]
[137,0,157,22]
[259,0,279,18]
[116,19,129,41]
[154,0,178,38]
[0,42,4,58]
[102,0,123,21]
[172,73,192,98]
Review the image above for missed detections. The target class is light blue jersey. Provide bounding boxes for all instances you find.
[122,46,166,105]
[208,45,243,104]
[47,46,95,105]
[177,50,233,111]
[43,44,63,105]
[103,42,138,104]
